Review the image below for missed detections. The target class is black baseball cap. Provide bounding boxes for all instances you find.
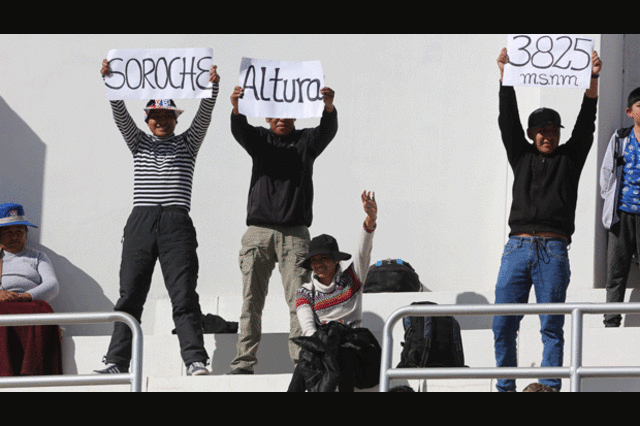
[528,107,564,130]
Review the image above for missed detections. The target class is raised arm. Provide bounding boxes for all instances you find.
[354,191,377,283]
[183,65,220,158]
[586,50,602,99]
[496,48,529,167]
[362,190,377,232]
[497,47,509,83]
[101,59,144,153]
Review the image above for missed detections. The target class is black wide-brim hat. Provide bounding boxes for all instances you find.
[299,234,352,270]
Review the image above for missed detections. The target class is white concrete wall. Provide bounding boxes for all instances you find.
[1,34,622,336]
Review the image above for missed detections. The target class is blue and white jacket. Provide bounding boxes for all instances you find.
[600,126,635,229]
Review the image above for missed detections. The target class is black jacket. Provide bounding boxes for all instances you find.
[231,109,338,227]
[499,85,598,242]
[288,321,381,392]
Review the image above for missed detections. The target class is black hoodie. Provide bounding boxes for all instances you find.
[231,108,338,227]
[499,84,597,243]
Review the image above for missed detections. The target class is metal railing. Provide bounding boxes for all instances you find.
[0,312,143,392]
[379,302,640,392]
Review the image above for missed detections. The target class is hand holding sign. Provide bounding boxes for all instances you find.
[231,85,334,117]
[101,59,219,84]
[321,87,335,113]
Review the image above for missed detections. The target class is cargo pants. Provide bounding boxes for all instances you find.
[230,225,310,372]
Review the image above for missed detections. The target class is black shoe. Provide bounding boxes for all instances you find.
[604,317,621,328]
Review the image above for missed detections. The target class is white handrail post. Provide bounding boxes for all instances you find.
[379,307,404,392]
[570,307,583,393]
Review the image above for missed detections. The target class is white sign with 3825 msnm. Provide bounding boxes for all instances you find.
[503,34,594,89]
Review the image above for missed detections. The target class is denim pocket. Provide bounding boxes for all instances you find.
[546,240,569,262]
[501,238,521,257]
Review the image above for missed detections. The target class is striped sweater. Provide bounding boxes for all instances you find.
[109,83,218,210]
[295,225,375,336]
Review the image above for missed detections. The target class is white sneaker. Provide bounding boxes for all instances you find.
[186,362,209,376]
[93,363,127,374]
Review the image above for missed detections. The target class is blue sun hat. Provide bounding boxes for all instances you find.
[0,203,38,228]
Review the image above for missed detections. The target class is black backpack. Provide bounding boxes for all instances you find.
[397,301,465,368]
[364,259,422,293]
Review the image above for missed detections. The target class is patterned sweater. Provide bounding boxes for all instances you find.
[109,82,218,211]
[295,225,374,336]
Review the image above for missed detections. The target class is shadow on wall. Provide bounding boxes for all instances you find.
[0,96,113,335]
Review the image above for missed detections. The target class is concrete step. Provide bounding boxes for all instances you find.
[151,288,620,337]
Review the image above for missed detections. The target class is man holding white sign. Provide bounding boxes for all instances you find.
[227,60,337,374]
[493,46,601,392]
[95,54,220,376]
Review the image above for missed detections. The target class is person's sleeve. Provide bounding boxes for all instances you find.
[109,100,144,154]
[183,82,219,158]
[28,252,59,302]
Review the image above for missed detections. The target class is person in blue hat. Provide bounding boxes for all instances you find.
[0,202,59,303]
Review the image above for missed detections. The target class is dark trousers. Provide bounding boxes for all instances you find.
[105,206,208,368]
[605,210,640,326]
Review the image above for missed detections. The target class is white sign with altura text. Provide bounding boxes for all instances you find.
[238,57,325,118]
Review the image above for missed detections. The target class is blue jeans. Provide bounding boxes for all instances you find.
[492,236,571,392]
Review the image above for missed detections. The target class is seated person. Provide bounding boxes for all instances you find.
[290,191,379,392]
[0,203,59,303]
[0,202,61,376]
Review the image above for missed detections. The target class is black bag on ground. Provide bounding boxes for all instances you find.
[288,322,381,392]
[364,259,422,293]
[397,301,465,368]
[171,313,238,335]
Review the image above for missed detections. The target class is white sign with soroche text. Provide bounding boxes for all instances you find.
[104,48,214,100]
